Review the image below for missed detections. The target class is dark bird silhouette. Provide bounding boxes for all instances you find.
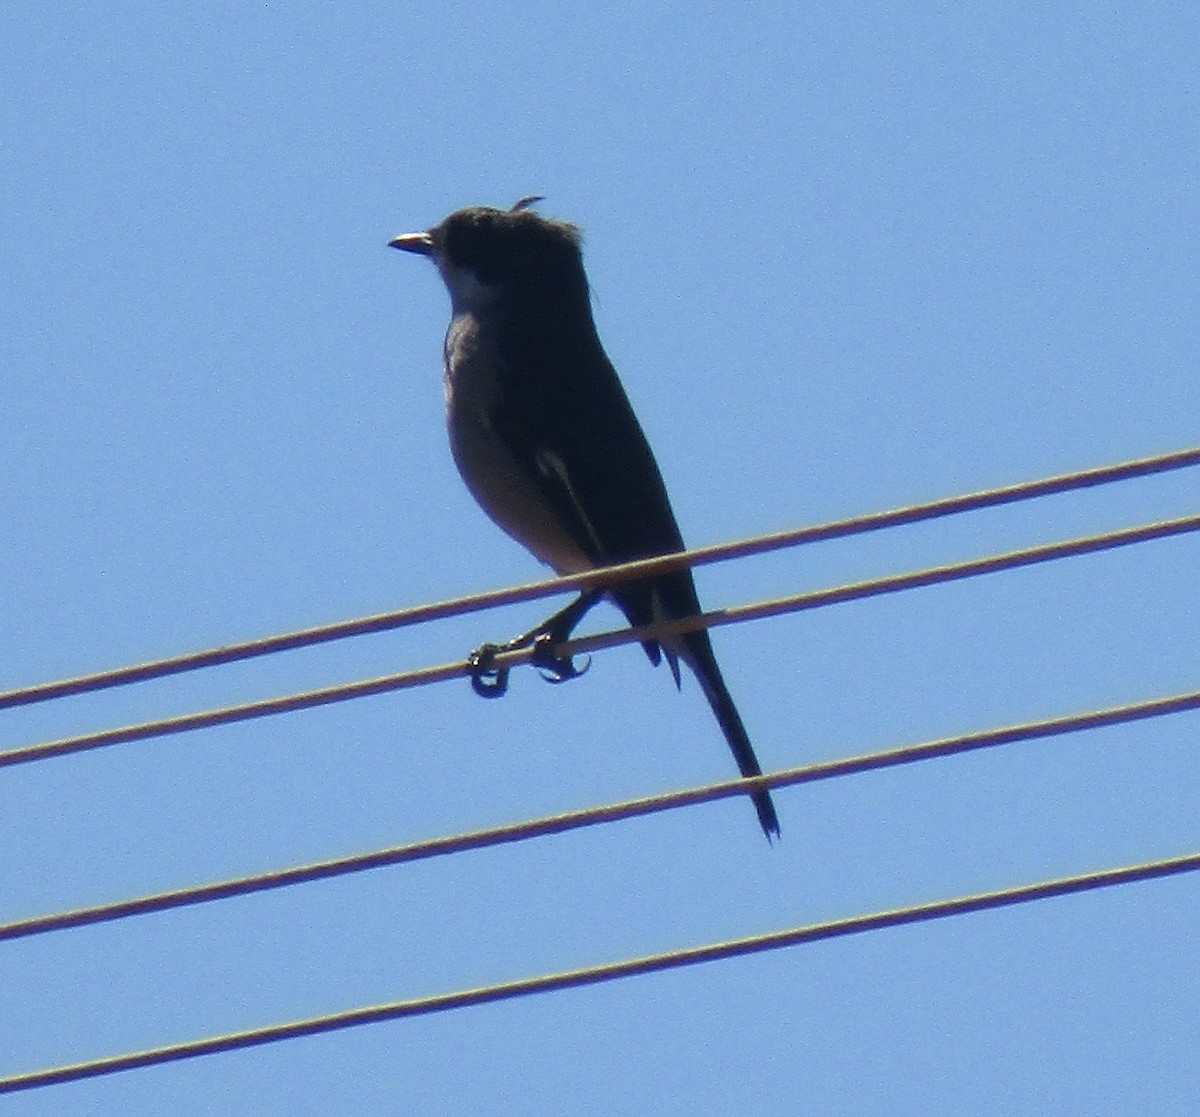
[390,199,779,839]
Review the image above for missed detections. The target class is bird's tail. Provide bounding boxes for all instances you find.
[681,632,781,841]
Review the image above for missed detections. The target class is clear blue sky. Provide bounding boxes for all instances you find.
[2,4,1197,1113]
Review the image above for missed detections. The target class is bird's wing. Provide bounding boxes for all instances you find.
[487,325,695,667]
[494,342,686,564]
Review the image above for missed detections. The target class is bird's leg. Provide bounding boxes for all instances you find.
[468,589,603,698]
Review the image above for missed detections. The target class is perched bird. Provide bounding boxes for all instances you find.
[390,199,780,839]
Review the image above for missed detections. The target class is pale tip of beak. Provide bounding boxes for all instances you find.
[388,232,434,254]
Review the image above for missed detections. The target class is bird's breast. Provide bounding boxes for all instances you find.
[442,314,593,576]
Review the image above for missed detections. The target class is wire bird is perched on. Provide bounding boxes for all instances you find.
[391,198,780,839]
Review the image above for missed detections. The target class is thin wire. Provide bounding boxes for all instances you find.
[560,511,1200,661]
[2,445,1197,712]
[4,686,1196,942]
[3,851,1196,1093]
[3,512,1197,770]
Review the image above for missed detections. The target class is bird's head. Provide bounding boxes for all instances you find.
[390,198,588,315]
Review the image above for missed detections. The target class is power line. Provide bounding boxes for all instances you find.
[4,685,1196,942]
[2,445,1197,712]
[559,511,1200,661]
[3,850,1195,1094]
[3,511,1197,770]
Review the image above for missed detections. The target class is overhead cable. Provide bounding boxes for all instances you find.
[2,512,1197,770]
[2,851,1196,1094]
[2,445,1197,712]
[3,685,1196,942]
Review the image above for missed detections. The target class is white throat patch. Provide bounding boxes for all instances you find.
[436,257,501,316]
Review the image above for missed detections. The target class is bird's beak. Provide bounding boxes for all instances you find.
[388,231,434,255]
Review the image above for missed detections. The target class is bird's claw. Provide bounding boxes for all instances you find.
[468,644,510,698]
[466,632,589,697]
[531,632,591,684]
[466,590,601,699]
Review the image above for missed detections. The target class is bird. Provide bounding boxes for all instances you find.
[389,198,780,839]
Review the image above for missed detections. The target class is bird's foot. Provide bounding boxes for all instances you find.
[466,589,602,698]
[467,644,510,698]
[530,632,590,684]
[465,631,591,696]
